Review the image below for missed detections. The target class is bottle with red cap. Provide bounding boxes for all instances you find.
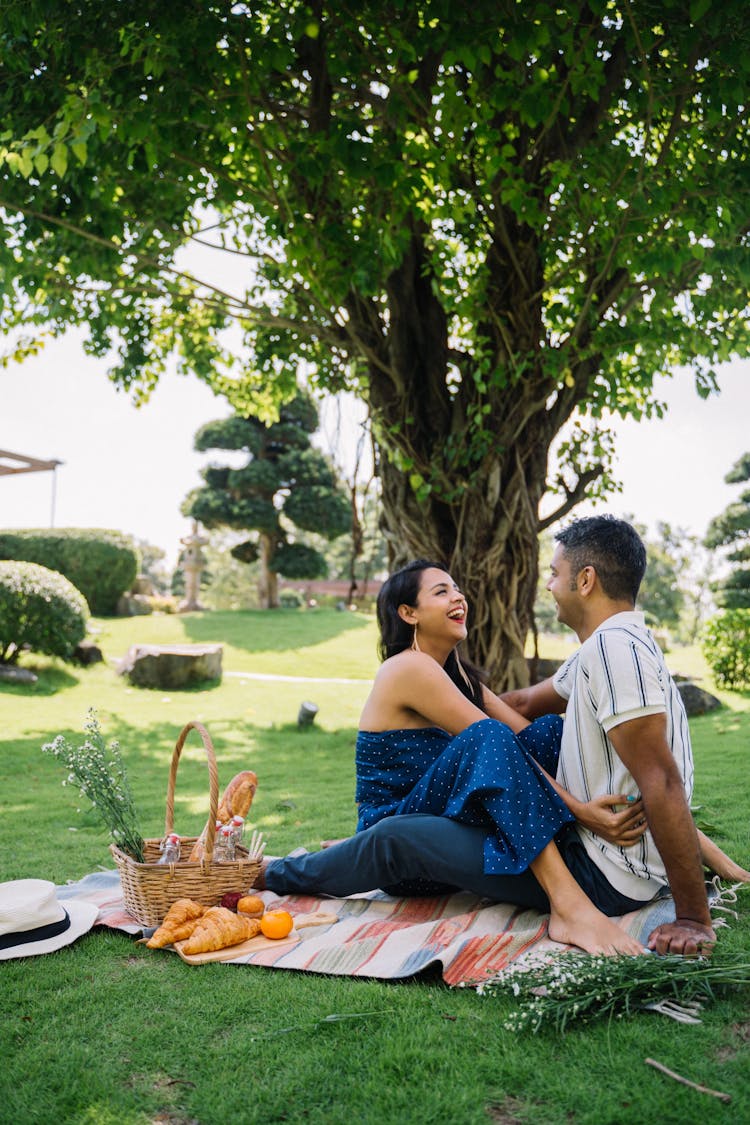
[215,824,236,863]
[230,815,245,848]
[157,833,181,865]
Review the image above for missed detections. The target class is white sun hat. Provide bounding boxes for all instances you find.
[0,879,98,961]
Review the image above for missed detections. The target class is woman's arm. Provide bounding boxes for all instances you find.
[499,678,567,719]
[480,685,531,733]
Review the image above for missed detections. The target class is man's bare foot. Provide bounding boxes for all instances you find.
[548,902,645,956]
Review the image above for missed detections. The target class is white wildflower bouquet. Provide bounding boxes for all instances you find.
[478,951,750,1032]
[43,709,146,862]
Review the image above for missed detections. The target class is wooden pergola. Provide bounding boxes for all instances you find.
[0,449,63,525]
[0,449,62,476]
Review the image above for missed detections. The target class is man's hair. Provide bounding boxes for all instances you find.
[554,515,647,603]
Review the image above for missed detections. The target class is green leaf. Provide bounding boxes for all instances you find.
[50,143,68,177]
[18,147,34,177]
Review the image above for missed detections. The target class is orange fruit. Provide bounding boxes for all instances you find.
[260,908,294,940]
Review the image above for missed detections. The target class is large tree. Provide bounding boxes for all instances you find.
[1,1,748,685]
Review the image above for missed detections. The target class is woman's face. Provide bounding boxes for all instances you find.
[404,567,468,644]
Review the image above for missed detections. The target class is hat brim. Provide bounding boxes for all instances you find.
[0,899,98,961]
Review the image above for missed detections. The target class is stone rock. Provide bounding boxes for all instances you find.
[676,680,722,717]
[131,574,155,596]
[116,593,154,617]
[73,641,104,666]
[117,643,223,689]
[0,665,38,685]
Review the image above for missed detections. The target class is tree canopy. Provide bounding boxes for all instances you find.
[1,0,749,684]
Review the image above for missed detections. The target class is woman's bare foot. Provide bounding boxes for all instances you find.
[707,857,750,883]
[697,830,750,883]
[548,901,645,956]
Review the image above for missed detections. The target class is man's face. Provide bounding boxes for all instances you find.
[546,544,582,630]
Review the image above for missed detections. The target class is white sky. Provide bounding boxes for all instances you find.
[1,331,748,568]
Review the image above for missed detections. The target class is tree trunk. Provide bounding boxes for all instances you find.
[379,439,545,691]
[364,230,556,691]
[258,532,279,609]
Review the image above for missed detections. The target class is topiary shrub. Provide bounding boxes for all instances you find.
[0,529,139,615]
[0,561,89,663]
[701,609,750,690]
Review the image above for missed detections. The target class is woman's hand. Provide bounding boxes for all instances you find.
[575,794,648,847]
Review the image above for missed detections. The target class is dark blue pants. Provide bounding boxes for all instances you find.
[264,814,651,916]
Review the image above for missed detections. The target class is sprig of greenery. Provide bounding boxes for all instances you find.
[478,952,750,1033]
[43,709,145,862]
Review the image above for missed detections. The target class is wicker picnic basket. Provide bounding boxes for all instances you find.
[110,720,261,927]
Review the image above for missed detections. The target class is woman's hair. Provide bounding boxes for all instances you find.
[376,558,487,710]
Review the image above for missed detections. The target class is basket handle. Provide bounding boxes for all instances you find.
[165,721,219,863]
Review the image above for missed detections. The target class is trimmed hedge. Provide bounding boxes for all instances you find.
[0,561,89,663]
[0,529,139,615]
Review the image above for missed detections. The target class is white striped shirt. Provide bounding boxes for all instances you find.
[553,611,694,901]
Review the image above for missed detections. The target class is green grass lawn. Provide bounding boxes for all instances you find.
[1,609,749,1125]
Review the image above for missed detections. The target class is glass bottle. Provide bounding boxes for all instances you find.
[157,833,181,864]
[215,824,236,863]
[230,815,245,847]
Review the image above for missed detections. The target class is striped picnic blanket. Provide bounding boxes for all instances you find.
[57,867,682,987]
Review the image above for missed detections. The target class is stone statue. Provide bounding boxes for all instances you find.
[178,520,209,612]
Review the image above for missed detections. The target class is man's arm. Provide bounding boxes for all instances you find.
[498,678,567,719]
[607,713,715,956]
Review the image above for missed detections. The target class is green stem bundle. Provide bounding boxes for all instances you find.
[478,951,750,1032]
[43,709,146,863]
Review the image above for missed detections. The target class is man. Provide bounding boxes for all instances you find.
[500,515,715,956]
[258,516,721,955]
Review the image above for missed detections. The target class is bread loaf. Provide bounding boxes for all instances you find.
[237,894,265,918]
[188,770,259,861]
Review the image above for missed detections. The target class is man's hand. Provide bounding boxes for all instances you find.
[647,919,717,957]
[577,794,648,847]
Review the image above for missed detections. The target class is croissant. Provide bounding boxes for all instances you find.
[188,770,259,862]
[146,898,207,948]
[179,906,262,954]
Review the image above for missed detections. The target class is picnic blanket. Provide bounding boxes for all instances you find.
[56,867,701,987]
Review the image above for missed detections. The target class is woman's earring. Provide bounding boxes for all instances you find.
[455,653,473,694]
[411,622,421,652]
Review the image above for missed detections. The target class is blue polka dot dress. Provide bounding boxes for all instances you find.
[355,716,572,876]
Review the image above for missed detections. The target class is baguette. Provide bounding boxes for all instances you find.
[188,769,259,862]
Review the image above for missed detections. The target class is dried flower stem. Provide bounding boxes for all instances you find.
[644,1058,731,1104]
[43,709,146,862]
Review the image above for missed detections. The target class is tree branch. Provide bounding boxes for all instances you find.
[539,465,605,531]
